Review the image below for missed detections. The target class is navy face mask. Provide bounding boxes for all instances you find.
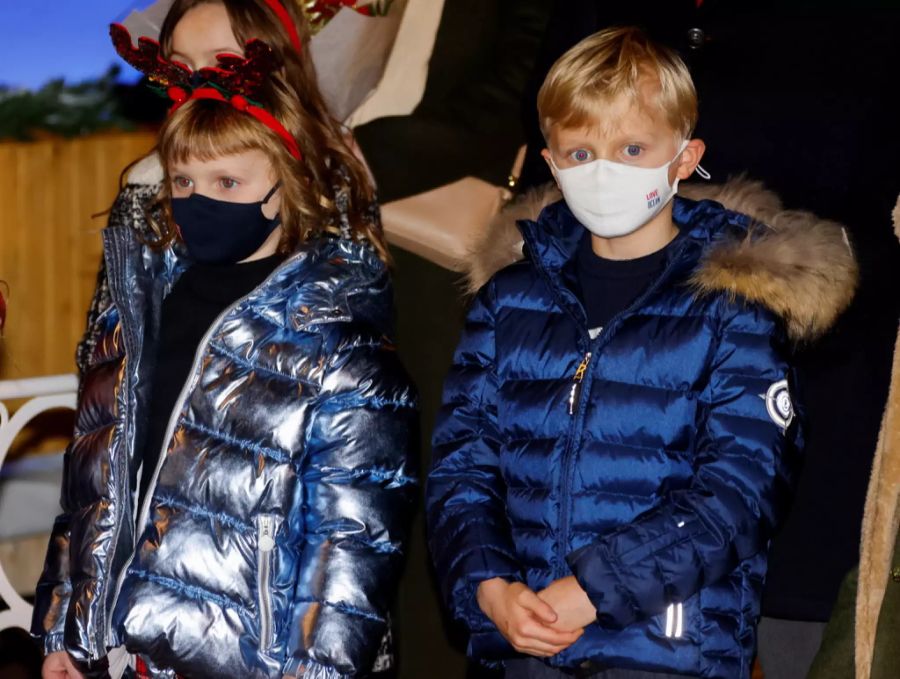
[171,184,281,265]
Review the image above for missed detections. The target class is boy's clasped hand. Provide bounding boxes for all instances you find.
[477,576,596,657]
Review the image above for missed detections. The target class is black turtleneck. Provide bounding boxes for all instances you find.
[576,232,671,338]
[136,254,285,513]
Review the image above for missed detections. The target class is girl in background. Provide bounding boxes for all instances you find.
[77,0,381,371]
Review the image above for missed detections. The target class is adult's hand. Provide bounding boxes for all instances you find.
[477,578,583,657]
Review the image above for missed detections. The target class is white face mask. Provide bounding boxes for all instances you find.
[551,141,693,238]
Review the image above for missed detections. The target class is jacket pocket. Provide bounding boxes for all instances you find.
[256,513,281,653]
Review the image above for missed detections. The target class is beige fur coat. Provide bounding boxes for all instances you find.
[854,195,900,678]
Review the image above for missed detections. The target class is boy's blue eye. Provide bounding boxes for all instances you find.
[173,176,192,189]
[220,177,239,189]
[624,144,642,157]
[570,149,593,163]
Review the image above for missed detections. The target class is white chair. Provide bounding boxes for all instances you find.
[0,374,77,632]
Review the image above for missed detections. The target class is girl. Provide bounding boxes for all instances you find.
[33,5,415,679]
[77,0,381,372]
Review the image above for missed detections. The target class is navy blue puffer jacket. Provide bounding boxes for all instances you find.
[427,189,856,678]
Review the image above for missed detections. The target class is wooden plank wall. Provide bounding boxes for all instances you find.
[0,131,156,381]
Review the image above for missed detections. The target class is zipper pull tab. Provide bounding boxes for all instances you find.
[568,352,592,416]
[258,515,276,552]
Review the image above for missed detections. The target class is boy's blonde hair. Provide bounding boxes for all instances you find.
[538,27,698,140]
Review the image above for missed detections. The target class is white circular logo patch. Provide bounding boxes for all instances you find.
[764,379,794,431]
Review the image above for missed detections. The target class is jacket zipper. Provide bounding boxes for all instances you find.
[257,514,277,652]
[97,231,137,655]
[106,252,304,645]
[557,348,594,575]
[548,235,693,579]
[567,352,592,415]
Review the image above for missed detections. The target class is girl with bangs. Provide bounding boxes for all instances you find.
[32,3,416,679]
[77,0,383,369]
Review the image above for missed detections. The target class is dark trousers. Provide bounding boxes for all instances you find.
[756,616,827,679]
[504,658,694,679]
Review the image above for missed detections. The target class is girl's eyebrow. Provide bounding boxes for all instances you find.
[206,47,243,56]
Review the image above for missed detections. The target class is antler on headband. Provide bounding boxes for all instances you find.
[192,39,280,99]
[110,22,191,90]
[110,23,277,99]
[110,23,301,160]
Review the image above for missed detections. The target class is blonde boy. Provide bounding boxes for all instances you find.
[426,27,832,678]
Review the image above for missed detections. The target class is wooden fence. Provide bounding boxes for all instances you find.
[0,131,156,381]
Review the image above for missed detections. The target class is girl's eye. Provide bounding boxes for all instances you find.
[624,144,642,157]
[569,149,593,163]
[219,177,239,189]
[173,176,192,189]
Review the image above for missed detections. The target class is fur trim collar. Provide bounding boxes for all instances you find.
[465,177,858,342]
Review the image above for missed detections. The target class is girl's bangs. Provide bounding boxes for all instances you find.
[163,100,269,164]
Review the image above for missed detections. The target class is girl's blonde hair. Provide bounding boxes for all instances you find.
[538,26,698,140]
[150,0,388,260]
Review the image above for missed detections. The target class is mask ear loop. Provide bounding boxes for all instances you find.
[694,165,712,180]
[260,182,283,227]
[261,182,281,204]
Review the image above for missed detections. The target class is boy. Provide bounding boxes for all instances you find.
[426,27,854,678]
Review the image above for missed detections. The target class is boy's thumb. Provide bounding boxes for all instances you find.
[520,589,558,623]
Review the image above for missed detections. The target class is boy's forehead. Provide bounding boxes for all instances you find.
[549,93,674,146]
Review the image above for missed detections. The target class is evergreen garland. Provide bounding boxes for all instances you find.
[0,66,133,142]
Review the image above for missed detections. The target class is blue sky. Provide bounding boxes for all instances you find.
[0,0,144,89]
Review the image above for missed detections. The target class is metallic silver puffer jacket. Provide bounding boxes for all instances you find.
[31,179,418,679]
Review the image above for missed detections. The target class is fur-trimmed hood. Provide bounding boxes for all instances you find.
[465,177,858,342]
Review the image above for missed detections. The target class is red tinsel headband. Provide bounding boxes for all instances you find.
[263,0,303,54]
[168,86,302,160]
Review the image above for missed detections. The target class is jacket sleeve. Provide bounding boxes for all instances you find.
[30,180,157,655]
[30,515,73,653]
[566,301,800,629]
[426,280,523,635]
[283,333,418,678]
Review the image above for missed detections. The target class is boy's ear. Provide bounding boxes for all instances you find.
[541,148,561,188]
[675,139,706,180]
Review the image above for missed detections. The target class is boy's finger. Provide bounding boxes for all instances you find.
[510,637,569,657]
[518,619,583,646]
[517,588,558,623]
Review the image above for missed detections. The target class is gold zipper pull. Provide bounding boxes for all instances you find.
[568,352,592,415]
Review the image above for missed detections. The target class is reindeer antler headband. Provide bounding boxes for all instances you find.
[110,23,302,160]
